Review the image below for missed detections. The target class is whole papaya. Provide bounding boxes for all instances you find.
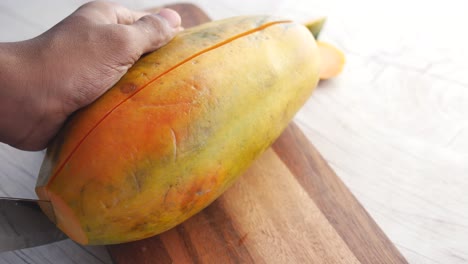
[36,16,320,245]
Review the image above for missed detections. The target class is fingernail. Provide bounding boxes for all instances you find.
[157,8,181,28]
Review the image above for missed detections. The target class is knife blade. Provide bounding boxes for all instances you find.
[0,197,67,252]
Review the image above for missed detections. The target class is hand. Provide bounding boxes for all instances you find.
[0,1,182,151]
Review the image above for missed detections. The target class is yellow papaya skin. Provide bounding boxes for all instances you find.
[36,16,320,245]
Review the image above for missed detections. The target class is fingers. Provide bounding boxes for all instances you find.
[74,1,150,24]
[156,8,182,28]
[126,8,182,55]
[71,2,183,56]
[72,1,183,53]
[114,7,149,25]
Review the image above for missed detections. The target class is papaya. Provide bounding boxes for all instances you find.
[36,16,322,245]
[305,17,345,79]
[305,17,326,39]
[317,41,346,79]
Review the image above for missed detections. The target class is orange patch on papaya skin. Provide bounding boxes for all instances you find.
[47,20,292,188]
[179,172,221,212]
[119,83,137,94]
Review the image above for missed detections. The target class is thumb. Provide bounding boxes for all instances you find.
[128,8,182,55]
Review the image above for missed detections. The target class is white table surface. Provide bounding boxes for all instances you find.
[1,0,467,263]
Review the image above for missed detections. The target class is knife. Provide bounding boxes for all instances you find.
[0,197,67,252]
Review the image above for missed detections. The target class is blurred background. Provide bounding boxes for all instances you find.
[1,0,467,263]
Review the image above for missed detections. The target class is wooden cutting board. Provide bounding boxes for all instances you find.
[108,4,407,264]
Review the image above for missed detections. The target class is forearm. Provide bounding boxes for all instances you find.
[0,42,30,145]
[0,41,60,150]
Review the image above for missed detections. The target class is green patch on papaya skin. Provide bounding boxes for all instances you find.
[47,19,293,188]
[305,17,326,39]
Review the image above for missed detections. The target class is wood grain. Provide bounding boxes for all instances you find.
[272,124,407,264]
[107,4,406,263]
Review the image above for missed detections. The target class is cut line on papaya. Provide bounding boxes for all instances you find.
[46,20,292,188]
